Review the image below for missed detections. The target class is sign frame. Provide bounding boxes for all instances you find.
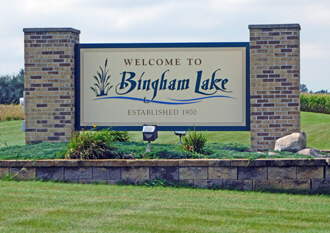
[75,42,250,131]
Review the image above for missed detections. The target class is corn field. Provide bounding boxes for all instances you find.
[0,104,25,122]
[300,93,330,114]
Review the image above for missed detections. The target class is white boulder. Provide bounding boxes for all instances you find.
[274,131,307,153]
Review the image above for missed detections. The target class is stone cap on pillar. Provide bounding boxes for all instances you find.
[249,24,301,30]
[23,27,81,34]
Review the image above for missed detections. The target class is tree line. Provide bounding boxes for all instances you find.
[0,69,24,104]
[300,84,328,94]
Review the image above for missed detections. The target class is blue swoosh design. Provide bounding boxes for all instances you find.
[168,95,236,102]
[94,95,234,105]
[94,96,199,105]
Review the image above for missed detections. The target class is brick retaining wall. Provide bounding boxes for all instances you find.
[1,159,329,192]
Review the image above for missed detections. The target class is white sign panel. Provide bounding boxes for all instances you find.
[76,43,250,131]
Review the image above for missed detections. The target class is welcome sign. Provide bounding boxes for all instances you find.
[75,42,250,131]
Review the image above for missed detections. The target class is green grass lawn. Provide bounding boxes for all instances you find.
[0,111,329,149]
[300,112,330,149]
[0,120,25,147]
[128,130,251,145]
[1,114,330,232]
[0,180,329,233]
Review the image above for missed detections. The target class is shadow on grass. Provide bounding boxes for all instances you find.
[3,176,330,196]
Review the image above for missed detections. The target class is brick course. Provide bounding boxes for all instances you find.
[23,28,80,144]
[249,24,301,151]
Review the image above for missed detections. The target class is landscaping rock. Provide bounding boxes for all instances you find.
[268,151,278,156]
[297,148,328,158]
[274,131,307,152]
[257,151,278,156]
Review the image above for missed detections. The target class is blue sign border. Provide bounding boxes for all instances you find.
[75,42,250,131]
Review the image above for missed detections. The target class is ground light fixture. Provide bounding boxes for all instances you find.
[174,131,186,144]
[142,124,158,152]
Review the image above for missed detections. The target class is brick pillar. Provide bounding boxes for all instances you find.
[249,24,301,151]
[23,28,80,144]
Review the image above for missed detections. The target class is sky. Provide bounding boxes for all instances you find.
[0,0,329,92]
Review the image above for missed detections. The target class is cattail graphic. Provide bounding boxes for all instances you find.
[90,58,113,97]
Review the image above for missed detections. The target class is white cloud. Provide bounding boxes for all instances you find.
[301,2,330,25]
[302,43,330,59]
[21,0,75,14]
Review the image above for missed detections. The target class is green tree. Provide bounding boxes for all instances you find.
[0,69,24,104]
[300,84,308,93]
[315,89,328,94]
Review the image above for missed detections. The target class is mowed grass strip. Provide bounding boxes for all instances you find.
[301,112,330,149]
[0,111,329,149]
[0,180,330,233]
[130,111,330,148]
[0,120,25,147]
